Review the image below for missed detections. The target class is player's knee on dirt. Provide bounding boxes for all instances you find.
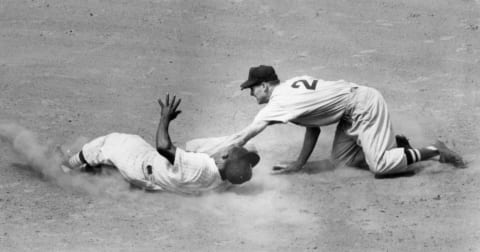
[371,168,392,176]
[344,157,369,170]
[368,158,394,176]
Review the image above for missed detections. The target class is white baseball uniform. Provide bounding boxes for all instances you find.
[254,75,409,175]
[80,133,227,194]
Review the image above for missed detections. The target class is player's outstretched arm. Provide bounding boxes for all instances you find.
[156,94,181,164]
[273,126,321,174]
[208,120,271,155]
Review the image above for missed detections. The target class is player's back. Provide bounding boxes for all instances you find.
[267,75,359,126]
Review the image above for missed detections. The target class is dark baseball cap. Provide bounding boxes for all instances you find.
[240,65,279,90]
[224,146,260,184]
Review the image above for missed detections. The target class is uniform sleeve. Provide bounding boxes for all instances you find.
[253,99,298,123]
[172,148,223,189]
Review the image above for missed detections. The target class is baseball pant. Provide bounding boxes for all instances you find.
[331,86,410,175]
[81,133,166,189]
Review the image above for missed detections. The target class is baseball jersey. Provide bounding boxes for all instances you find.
[81,133,225,194]
[254,75,359,127]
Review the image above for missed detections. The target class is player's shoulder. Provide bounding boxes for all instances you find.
[275,75,326,93]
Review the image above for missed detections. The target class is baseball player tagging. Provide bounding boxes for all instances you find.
[213,65,465,176]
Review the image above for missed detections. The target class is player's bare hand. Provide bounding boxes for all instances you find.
[271,161,304,175]
[158,93,182,121]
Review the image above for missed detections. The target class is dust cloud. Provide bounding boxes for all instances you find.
[0,122,142,199]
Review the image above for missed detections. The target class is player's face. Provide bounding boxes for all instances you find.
[250,83,269,104]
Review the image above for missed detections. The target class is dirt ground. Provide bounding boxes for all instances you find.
[0,0,479,251]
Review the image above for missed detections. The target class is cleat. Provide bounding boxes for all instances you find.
[55,145,84,173]
[433,140,467,168]
[60,164,72,174]
[56,146,72,173]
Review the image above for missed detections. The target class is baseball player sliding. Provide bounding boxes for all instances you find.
[61,94,260,194]
[212,65,466,177]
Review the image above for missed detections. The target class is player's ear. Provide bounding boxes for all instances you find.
[258,82,264,92]
[263,82,270,92]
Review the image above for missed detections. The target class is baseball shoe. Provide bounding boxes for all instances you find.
[60,164,73,173]
[55,145,83,174]
[433,140,467,168]
[55,145,102,174]
[55,146,72,173]
[396,135,413,149]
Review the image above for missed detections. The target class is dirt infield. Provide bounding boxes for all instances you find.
[0,0,479,251]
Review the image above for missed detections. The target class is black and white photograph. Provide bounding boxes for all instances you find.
[0,0,479,251]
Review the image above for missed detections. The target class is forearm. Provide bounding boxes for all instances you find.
[209,120,270,155]
[223,131,250,147]
[156,118,171,149]
[207,132,248,156]
[156,117,176,163]
[295,127,321,165]
[155,94,181,164]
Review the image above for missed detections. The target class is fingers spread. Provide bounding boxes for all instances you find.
[160,94,182,116]
[173,98,182,111]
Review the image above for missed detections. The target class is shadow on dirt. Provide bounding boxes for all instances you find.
[228,182,266,196]
[301,159,336,174]
[374,163,428,179]
[374,170,416,179]
[10,162,48,180]
[298,159,435,179]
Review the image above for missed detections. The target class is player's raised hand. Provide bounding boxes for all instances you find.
[158,93,182,121]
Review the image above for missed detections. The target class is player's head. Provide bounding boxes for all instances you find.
[240,65,279,104]
[222,146,260,184]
